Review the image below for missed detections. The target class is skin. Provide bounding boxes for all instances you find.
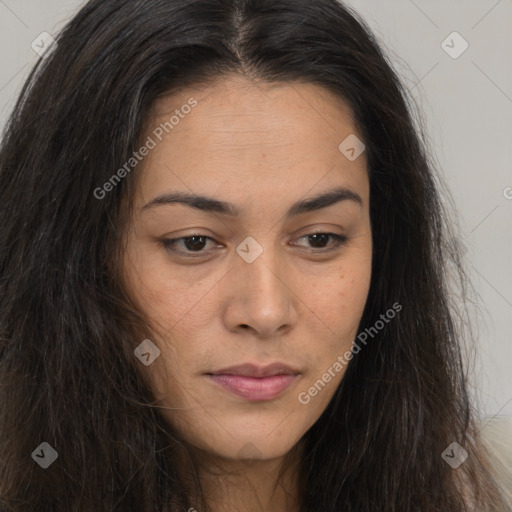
[120,74,372,512]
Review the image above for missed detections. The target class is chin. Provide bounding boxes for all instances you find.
[207,438,299,463]
[170,422,300,463]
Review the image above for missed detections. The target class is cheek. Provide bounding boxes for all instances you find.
[123,248,211,335]
[121,250,214,398]
[296,266,371,409]
[309,261,371,341]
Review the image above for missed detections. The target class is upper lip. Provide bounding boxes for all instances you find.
[208,363,300,378]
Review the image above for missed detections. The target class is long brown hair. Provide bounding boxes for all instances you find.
[0,0,509,510]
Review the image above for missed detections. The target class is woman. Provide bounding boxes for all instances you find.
[0,0,509,510]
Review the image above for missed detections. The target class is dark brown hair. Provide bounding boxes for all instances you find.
[0,0,509,510]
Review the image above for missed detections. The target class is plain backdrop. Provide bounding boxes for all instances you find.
[0,0,511,421]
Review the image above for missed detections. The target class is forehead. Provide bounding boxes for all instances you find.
[148,74,359,142]
[134,75,368,209]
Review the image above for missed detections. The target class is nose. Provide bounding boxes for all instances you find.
[222,244,298,339]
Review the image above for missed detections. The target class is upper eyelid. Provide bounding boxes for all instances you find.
[290,233,347,249]
[163,232,346,254]
[167,232,344,244]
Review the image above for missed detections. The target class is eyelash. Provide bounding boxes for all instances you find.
[160,232,348,258]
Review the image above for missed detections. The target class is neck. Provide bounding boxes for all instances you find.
[171,441,303,512]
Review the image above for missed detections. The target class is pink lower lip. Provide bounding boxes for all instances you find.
[208,374,298,401]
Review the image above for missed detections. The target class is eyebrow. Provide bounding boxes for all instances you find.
[142,187,363,218]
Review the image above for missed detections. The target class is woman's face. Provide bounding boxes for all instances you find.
[121,75,372,462]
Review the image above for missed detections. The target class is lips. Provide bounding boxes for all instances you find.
[206,363,300,401]
[210,363,300,378]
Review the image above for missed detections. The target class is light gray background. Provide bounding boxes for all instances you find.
[0,0,511,420]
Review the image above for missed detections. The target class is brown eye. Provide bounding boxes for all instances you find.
[293,233,347,252]
[161,234,217,256]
